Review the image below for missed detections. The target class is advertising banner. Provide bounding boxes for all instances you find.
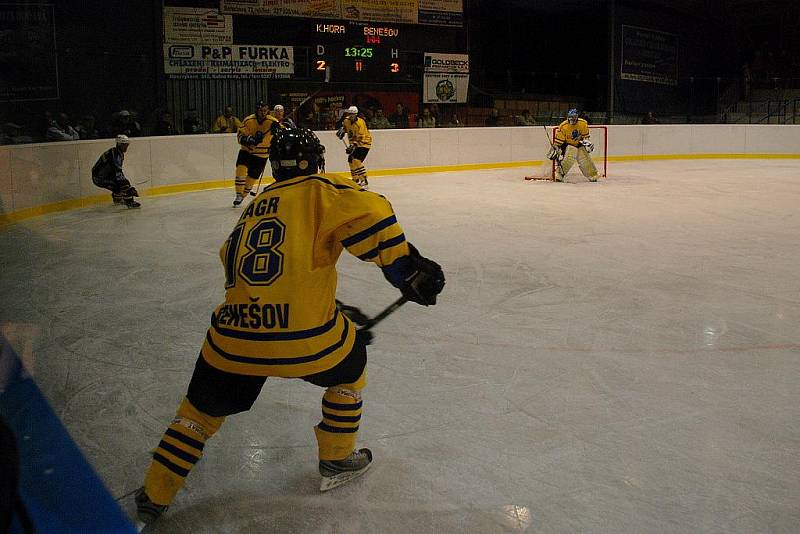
[342,0,418,24]
[222,0,458,26]
[423,73,468,103]
[220,0,340,19]
[620,25,678,86]
[424,52,469,73]
[0,4,59,101]
[164,7,233,45]
[164,44,294,78]
[419,0,463,27]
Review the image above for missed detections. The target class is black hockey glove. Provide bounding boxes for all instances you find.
[355,329,374,346]
[345,144,356,155]
[393,244,445,306]
[243,131,264,146]
[336,300,370,326]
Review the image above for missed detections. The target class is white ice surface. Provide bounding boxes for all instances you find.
[1,159,799,533]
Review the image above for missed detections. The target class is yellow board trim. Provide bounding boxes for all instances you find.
[2,153,799,227]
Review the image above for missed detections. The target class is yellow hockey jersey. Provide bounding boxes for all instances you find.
[237,114,281,158]
[201,172,410,377]
[343,116,373,148]
[554,118,590,147]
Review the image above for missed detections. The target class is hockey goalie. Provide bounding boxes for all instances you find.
[549,109,599,182]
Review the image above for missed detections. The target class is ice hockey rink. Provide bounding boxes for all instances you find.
[1,158,799,533]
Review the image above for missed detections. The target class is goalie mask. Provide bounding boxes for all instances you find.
[269,128,325,181]
[567,108,579,125]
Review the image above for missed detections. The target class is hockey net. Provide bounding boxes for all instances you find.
[527,125,608,181]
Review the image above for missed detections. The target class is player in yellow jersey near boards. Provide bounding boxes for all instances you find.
[135,127,445,524]
[336,106,373,189]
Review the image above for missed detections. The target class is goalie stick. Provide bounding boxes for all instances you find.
[524,125,565,181]
[250,66,331,197]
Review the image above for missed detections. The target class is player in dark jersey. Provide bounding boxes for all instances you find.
[91,135,140,208]
[135,128,445,524]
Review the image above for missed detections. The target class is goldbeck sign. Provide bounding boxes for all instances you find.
[423,53,469,103]
[424,53,469,73]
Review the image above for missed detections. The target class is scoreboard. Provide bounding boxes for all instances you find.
[232,15,466,83]
[313,21,406,81]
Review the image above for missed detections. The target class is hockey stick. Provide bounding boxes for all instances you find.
[288,64,331,123]
[249,167,266,197]
[525,125,565,181]
[546,125,567,180]
[358,297,408,332]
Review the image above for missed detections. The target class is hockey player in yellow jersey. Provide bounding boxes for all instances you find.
[550,108,598,182]
[135,128,445,524]
[232,101,282,206]
[336,106,373,189]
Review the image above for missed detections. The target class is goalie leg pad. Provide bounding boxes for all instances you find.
[576,147,599,180]
[558,146,578,179]
[143,397,225,506]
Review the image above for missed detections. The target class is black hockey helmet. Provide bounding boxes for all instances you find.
[269,128,325,181]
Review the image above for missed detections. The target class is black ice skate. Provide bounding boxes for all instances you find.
[135,487,168,524]
[124,199,141,209]
[112,193,124,205]
[319,448,372,491]
[233,193,244,207]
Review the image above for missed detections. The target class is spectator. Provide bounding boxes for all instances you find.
[317,103,335,130]
[212,106,242,133]
[155,112,177,136]
[1,122,32,145]
[446,113,463,127]
[418,107,437,128]
[183,108,206,134]
[363,107,375,125]
[485,108,500,127]
[579,110,590,124]
[112,110,142,138]
[369,108,393,129]
[642,111,660,125]
[388,103,409,129]
[515,109,535,126]
[298,108,316,130]
[46,113,80,141]
[429,103,441,125]
[75,115,99,140]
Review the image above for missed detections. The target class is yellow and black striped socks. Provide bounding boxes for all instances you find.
[143,398,224,506]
